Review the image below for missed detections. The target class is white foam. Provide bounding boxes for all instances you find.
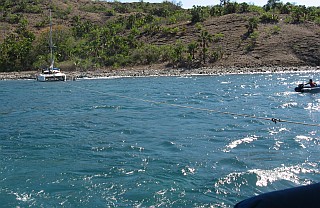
[223,136,258,152]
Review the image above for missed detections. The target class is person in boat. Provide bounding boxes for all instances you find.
[305,79,317,87]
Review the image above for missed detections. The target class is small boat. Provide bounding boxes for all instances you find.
[234,182,320,208]
[294,84,320,93]
[37,9,66,82]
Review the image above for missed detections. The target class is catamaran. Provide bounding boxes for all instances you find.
[37,9,66,82]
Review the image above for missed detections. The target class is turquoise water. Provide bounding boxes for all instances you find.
[1,72,319,207]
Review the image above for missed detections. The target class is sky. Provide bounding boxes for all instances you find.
[116,0,320,9]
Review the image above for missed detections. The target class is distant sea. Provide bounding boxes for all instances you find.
[1,71,319,207]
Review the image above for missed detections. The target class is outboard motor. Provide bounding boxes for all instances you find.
[295,84,304,92]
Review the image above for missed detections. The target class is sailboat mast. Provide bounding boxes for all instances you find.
[49,8,53,70]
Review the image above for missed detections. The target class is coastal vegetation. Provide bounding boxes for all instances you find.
[0,0,319,72]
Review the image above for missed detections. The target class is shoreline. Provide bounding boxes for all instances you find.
[0,66,319,80]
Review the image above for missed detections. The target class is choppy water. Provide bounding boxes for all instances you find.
[1,71,319,207]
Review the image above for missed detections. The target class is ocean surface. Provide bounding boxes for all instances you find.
[1,71,320,207]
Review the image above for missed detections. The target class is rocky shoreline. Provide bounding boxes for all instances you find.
[0,66,319,80]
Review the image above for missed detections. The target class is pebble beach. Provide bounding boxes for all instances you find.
[0,66,319,80]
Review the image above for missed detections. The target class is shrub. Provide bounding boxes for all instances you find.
[246,17,259,34]
[209,46,223,63]
[6,13,22,24]
[271,25,281,34]
[130,44,164,65]
[248,5,265,13]
[24,4,42,13]
[214,33,224,42]
[260,12,278,23]
[315,17,320,25]
[245,31,259,52]
[209,5,223,17]
[35,17,49,28]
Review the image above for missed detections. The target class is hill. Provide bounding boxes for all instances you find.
[0,0,319,73]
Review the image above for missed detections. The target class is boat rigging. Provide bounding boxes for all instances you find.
[37,8,66,82]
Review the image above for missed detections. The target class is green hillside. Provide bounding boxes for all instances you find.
[0,0,319,72]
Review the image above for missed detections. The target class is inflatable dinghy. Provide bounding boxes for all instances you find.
[234,183,320,208]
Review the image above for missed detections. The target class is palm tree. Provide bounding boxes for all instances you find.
[198,29,213,64]
[187,41,198,59]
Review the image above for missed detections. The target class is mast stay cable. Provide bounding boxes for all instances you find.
[68,83,320,127]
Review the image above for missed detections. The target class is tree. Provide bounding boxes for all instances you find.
[224,2,238,14]
[71,16,95,38]
[187,41,198,59]
[209,5,223,17]
[197,29,213,64]
[279,2,292,14]
[264,0,280,19]
[238,2,249,13]
[220,0,230,7]
[173,41,186,64]
[190,6,208,23]
[290,5,307,23]
[0,20,35,71]
[260,12,278,23]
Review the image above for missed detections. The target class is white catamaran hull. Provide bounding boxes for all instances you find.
[37,72,66,82]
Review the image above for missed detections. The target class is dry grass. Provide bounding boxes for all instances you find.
[1,0,319,68]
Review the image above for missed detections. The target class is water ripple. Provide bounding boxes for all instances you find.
[223,135,258,152]
[1,74,320,207]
